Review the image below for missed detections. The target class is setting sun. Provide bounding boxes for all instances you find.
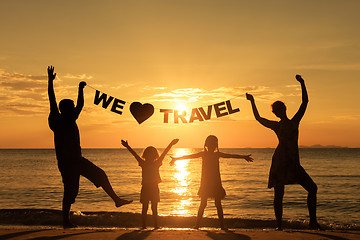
[175,103,189,113]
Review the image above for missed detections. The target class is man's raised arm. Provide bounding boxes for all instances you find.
[47,66,58,113]
[74,81,86,118]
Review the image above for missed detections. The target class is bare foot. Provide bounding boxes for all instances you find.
[115,198,133,207]
[63,221,77,229]
[309,222,322,230]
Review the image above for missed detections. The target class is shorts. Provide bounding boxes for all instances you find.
[59,157,107,204]
[140,184,160,203]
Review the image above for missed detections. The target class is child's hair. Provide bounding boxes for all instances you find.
[141,146,159,162]
[204,135,219,152]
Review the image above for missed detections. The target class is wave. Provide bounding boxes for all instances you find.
[1,209,358,230]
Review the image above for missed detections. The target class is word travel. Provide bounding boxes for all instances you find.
[160,100,239,123]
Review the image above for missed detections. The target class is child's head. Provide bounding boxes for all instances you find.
[59,99,75,116]
[204,135,219,152]
[142,146,159,162]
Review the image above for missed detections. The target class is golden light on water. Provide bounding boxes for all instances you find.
[171,148,193,215]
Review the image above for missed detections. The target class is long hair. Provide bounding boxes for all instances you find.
[204,135,219,152]
[141,146,159,162]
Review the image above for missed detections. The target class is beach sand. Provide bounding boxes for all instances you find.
[0,227,359,240]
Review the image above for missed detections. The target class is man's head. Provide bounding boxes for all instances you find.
[59,99,75,116]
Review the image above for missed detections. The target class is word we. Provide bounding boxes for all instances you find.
[160,100,239,123]
[94,90,125,115]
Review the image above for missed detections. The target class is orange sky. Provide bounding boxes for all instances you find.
[0,1,359,148]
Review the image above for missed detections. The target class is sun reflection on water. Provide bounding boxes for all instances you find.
[170,148,193,215]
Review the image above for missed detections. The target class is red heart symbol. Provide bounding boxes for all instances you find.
[130,102,154,124]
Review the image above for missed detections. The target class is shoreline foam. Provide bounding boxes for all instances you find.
[1,209,358,231]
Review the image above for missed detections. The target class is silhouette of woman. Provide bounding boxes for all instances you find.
[246,75,321,230]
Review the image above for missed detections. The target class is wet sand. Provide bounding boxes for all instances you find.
[0,227,359,240]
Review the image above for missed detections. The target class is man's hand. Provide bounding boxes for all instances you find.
[296,74,304,83]
[79,81,87,89]
[47,66,56,81]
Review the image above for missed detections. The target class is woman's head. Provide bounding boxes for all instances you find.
[271,101,287,119]
[204,135,219,152]
[142,146,159,162]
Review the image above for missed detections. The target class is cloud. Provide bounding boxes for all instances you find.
[0,69,93,116]
[139,86,282,104]
[0,70,47,91]
[332,115,360,121]
[140,86,168,92]
[292,63,360,71]
[63,73,93,80]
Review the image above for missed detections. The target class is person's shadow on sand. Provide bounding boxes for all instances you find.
[204,230,251,240]
[116,230,152,240]
[0,229,49,240]
[293,230,352,240]
[0,230,97,240]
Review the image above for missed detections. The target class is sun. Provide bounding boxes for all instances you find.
[175,103,188,113]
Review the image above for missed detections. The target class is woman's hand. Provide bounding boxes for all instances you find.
[246,93,254,102]
[296,74,304,83]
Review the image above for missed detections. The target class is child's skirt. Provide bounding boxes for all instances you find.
[140,184,160,203]
[198,184,226,199]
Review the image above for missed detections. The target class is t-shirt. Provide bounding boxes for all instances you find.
[139,160,162,186]
[48,111,82,167]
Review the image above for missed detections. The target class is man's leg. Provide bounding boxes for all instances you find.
[61,169,79,228]
[80,157,132,207]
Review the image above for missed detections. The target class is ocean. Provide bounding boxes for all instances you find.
[0,148,359,229]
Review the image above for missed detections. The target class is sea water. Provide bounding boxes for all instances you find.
[0,148,359,228]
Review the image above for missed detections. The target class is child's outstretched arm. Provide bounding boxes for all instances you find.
[219,152,254,162]
[158,139,179,163]
[121,140,143,164]
[170,152,203,166]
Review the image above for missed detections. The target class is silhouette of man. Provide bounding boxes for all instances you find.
[47,66,131,228]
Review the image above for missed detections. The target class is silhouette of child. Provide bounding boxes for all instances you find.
[170,135,253,230]
[47,66,132,228]
[121,139,179,229]
[246,75,321,230]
